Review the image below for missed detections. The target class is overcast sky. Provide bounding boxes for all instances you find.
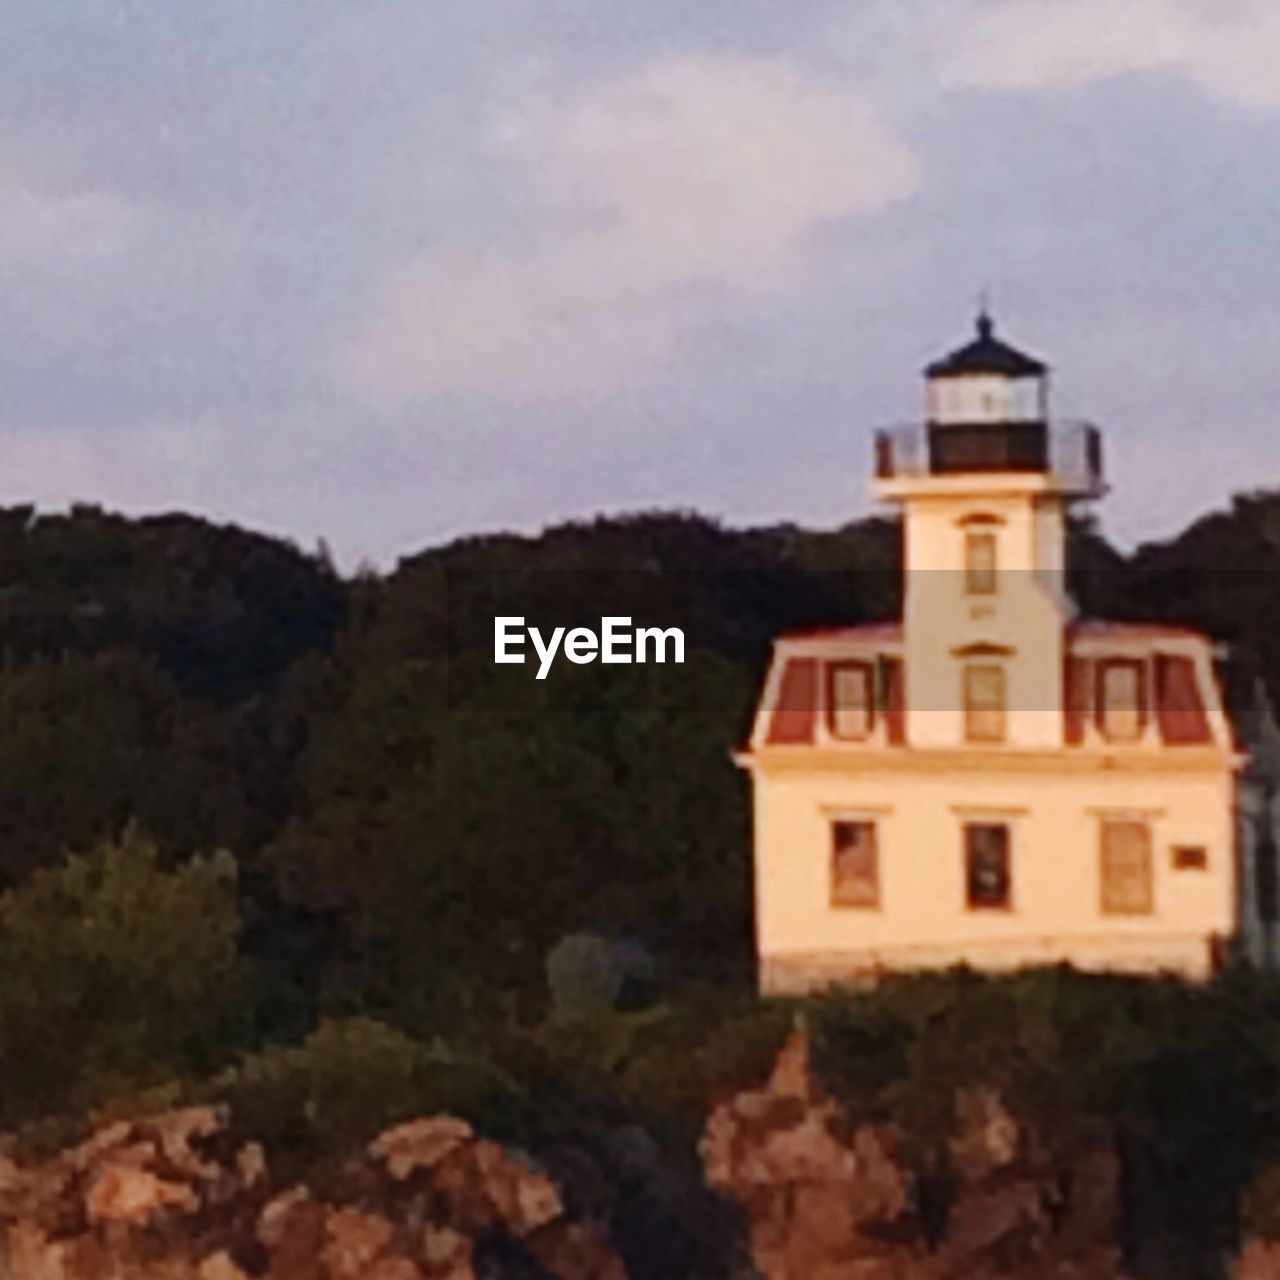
[3,0,1279,567]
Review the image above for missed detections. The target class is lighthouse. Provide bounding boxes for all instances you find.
[735,311,1275,992]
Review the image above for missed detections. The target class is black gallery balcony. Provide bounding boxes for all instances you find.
[874,420,1104,491]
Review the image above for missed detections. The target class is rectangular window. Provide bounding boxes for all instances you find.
[965,823,1011,910]
[964,664,1006,743]
[965,531,997,595]
[1101,819,1153,914]
[828,662,874,740]
[1099,660,1145,743]
[831,821,879,908]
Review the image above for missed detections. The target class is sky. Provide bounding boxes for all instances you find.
[3,0,1280,568]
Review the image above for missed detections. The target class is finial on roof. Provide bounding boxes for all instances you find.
[976,288,993,339]
[924,299,1047,380]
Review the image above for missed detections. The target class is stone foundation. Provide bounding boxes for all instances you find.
[760,931,1216,994]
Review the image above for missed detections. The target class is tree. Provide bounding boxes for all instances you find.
[0,652,253,884]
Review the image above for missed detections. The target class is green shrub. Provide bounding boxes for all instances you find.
[0,827,242,1122]
[215,1017,529,1164]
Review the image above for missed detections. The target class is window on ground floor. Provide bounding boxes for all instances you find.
[1100,818,1153,914]
[831,820,879,908]
[965,822,1011,910]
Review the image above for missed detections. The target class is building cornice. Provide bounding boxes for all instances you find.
[734,745,1243,775]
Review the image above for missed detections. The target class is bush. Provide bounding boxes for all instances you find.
[0,827,242,1122]
[215,1018,529,1165]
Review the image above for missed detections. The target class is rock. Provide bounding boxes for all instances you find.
[432,1139,563,1237]
[422,1223,473,1270]
[512,1168,563,1235]
[0,1106,621,1280]
[941,1178,1047,1261]
[66,1121,133,1174]
[526,1220,629,1280]
[370,1117,475,1181]
[767,1028,814,1100]
[0,1221,71,1280]
[322,1206,396,1279]
[255,1184,331,1280]
[199,1249,253,1280]
[256,1186,312,1250]
[1236,1240,1280,1280]
[141,1106,226,1180]
[948,1086,1019,1183]
[368,1257,425,1280]
[702,1033,1126,1280]
[703,1037,912,1280]
[85,1163,197,1224]
[234,1141,266,1190]
[0,1154,22,1198]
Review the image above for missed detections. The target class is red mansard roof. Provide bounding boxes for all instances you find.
[1068,619,1210,643]
[779,619,1207,646]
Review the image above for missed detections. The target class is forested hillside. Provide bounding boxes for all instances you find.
[0,494,1277,1126]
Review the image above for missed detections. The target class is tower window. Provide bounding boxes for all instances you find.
[965,531,997,595]
[831,820,879,908]
[1098,660,1146,743]
[1100,819,1153,914]
[828,662,874,740]
[964,664,1006,742]
[965,823,1011,910]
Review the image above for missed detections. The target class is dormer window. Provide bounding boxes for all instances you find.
[1099,659,1145,743]
[965,531,997,595]
[828,661,874,740]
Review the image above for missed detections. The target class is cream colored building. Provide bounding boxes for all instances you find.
[737,313,1280,992]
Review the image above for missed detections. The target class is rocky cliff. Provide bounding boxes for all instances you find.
[702,1031,1124,1280]
[0,1108,624,1279]
[0,1034,1274,1280]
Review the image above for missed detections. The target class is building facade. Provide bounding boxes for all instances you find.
[737,313,1280,992]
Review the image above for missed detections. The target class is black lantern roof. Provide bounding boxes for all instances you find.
[925,312,1048,380]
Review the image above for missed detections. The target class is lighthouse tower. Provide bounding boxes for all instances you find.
[737,308,1257,992]
[873,311,1104,749]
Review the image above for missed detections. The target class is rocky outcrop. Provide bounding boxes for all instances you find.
[0,1109,625,1280]
[701,1030,1125,1280]
[1,1052,1274,1280]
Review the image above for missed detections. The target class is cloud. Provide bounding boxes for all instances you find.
[340,52,919,403]
[934,0,1280,111]
[0,159,139,267]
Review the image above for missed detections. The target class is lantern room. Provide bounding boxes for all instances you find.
[874,311,1103,495]
[925,310,1048,426]
[925,310,1049,474]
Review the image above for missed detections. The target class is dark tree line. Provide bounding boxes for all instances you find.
[0,495,1274,1090]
